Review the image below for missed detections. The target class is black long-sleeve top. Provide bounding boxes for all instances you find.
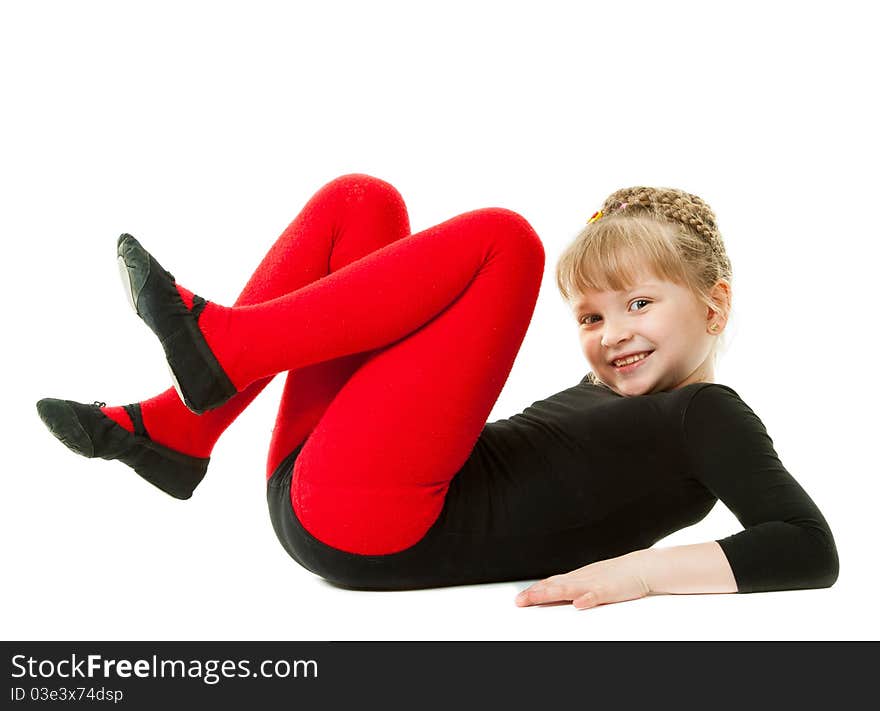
[468,376,840,594]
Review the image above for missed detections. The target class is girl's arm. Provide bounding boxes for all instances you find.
[516,385,838,609]
[637,541,737,594]
[682,385,839,594]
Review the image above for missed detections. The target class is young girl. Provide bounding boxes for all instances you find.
[36,174,839,610]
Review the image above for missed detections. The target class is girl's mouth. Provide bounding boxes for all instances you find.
[611,350,654,373]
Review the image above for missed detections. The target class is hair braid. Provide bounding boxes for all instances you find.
[598,186,731,276]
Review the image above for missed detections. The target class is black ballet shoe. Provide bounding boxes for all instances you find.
[116,233,238,414]
[36,398,209,500]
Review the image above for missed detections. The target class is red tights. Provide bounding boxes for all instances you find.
[102,174,544,555]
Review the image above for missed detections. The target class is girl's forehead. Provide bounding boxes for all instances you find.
[576,275,670,303]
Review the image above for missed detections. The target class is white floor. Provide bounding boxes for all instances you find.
[2,0,877,641]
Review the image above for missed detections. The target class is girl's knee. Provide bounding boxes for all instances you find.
[321,173,408,216]
[470,207,546,272]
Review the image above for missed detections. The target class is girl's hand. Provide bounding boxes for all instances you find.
[515,551,652,610]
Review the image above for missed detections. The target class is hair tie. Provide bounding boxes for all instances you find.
[588,201,630,225]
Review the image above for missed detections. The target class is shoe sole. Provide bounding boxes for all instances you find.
[117,250,190,410]
[37,398,209,500]
[37,398,95,457]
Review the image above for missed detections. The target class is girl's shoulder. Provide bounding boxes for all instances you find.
[622,381,759,440]
[671,382,769,442]
[577,378,756,431]
[675,380,743,405]
[579,377,747,412]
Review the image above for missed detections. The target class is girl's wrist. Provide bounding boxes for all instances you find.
[629,543,738,595]
[625,548,663,594]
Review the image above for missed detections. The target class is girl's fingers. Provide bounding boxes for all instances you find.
[572,591,598,610]
[515,582,581,606]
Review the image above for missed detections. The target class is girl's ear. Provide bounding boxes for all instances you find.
[708,279,732,321]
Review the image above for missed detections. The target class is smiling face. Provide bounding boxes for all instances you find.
[572,267,727,397]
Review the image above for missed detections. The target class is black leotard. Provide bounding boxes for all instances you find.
[267,377,839,592]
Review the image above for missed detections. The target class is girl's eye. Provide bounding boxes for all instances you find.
[579,300,651,326]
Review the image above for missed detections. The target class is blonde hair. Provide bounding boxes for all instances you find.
[556,186,733,388]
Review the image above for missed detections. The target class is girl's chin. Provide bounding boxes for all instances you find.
[608,371,662,396]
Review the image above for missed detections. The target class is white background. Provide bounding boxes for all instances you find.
[2,0,877,641]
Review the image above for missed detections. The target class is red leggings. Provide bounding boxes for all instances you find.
[124,174,543,557]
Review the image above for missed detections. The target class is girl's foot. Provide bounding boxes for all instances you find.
[116,233,237,414]
[35,398,209,499]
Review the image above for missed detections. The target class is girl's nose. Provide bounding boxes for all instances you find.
[600,320,633,349]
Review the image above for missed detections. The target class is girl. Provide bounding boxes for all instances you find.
[36,174,839,610]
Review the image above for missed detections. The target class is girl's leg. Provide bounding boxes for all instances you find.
[100,174,411,458]
[132,208,545,554]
